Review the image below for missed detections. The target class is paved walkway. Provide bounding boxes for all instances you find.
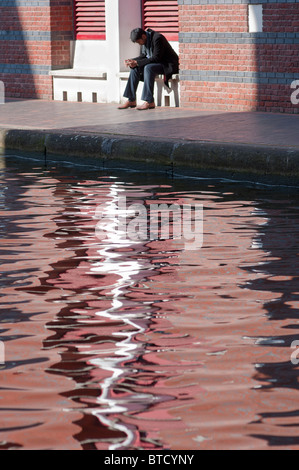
[0,99,299,148]
[0,99,299,176]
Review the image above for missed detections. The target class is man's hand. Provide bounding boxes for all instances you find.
[125,59,138,68]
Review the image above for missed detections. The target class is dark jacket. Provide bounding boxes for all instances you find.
[134,29,179,86]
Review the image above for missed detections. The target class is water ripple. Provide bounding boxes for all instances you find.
[0,157,298,449]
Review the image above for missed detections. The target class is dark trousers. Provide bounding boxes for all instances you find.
[124,63,164,103]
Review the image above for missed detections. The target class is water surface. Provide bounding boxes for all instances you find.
[0,155,299,450]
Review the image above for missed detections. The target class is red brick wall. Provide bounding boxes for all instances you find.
[179,4,248,33]
[263,3,299,32]
[0,1,73,100]
[178,1,299,113]
[50,2,74,69]
[3,73,53,100]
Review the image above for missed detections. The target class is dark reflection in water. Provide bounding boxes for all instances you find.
[0,155,298,450]
[241,198,299,446]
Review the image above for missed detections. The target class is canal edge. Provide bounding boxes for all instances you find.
[1,127,299,177]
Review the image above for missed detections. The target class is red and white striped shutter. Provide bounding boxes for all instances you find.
[142,0,179,41]
[74,0,106,40]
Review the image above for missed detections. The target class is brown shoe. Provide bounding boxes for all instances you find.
[118,100,136,109]
[137,101,155,110]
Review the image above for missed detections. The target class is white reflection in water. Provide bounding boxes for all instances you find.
[89,184,156,449]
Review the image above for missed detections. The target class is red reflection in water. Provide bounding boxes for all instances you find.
[0,161,299,450]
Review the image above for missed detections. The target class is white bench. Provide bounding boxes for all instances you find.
[50,69,180,106]
[49,68,107,103]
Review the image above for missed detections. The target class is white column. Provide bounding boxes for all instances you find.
[106,0,141,103]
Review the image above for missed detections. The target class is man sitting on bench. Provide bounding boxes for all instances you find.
[118,28,179,111]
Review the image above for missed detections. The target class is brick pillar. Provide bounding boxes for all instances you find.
[178,0,299,113]
[0,0,73,100]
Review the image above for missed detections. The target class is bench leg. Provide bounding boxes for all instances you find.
[156,79,164,107]
[171,80,180,107]
[155,78,180,107]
